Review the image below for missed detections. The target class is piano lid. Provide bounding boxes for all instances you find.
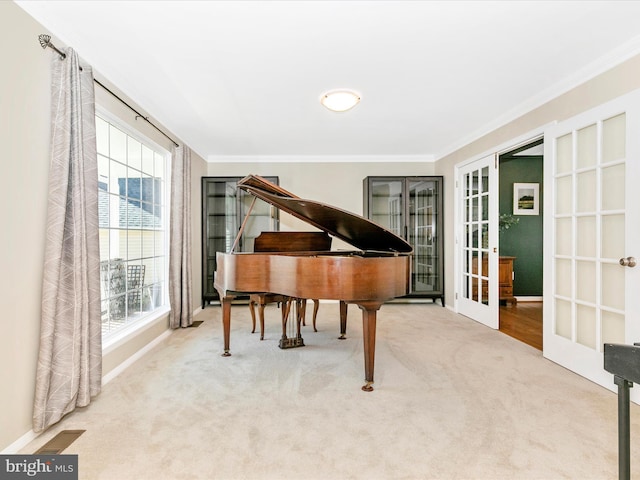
[237,175,412,254]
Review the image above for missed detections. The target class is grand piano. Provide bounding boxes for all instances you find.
[214,175,412,391]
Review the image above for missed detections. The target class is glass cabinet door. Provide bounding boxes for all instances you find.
[366,178,405,237]
[408,178,442,297]
[364,176,444,304]
[204,179,238,302]
[202,176,279,306]
[238,186,278,253]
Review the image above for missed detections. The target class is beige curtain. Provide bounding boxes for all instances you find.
[33,48,102,433]
[169,145,193,328]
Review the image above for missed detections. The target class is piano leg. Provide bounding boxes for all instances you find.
[280,298,291,341]
[258,299,267,340]
[221,296,233,357]
[312,299,319,332]
[295,299,304,340]
[358,301,382,392]
[249,297,257,334]
[300,299,307,326]
[338,300,348,339]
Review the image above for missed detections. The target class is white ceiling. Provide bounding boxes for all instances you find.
[16,0,640,162]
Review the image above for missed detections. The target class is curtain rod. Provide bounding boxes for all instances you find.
[38,34,180,148]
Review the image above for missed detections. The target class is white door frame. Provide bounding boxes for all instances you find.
[454,127,549,327]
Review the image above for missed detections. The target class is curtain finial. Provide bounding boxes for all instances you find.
[38,34,66,60]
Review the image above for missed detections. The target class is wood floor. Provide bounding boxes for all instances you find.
[499,301,543,350]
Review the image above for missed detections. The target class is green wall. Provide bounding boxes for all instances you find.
[498,155,543,296]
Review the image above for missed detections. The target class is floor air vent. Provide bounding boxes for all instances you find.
[34,430,85,454]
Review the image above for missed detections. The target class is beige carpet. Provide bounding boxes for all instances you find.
[22,303,640,479]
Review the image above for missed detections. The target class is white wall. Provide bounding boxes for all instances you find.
[0,1,206,452]
[0,0,51,453]
[206,161,435,240]
[434,53,640,307]
[5,0,640,454]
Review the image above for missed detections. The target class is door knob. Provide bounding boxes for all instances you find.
[619,257,637,267]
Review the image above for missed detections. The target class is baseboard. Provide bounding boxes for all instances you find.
[4,308,196,454]
[515,296,543,302]
[1,429,39,454]
[102,328,173,386]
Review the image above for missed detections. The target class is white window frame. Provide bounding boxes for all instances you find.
[96,106,171,348]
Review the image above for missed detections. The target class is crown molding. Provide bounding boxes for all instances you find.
[207,154,435,164]
[436,34,640,161]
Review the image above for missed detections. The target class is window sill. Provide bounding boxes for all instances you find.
[102,306,171,354]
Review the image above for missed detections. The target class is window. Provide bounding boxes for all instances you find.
[96,113,169,338]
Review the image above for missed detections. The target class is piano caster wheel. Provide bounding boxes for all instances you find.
[222,350,231,357]
[362,382,374,392]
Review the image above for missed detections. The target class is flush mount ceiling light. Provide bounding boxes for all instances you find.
[320,89,361,112]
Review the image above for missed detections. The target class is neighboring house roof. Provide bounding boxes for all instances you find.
[99,183,162,229]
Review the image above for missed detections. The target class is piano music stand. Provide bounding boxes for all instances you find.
[603,342,640,480]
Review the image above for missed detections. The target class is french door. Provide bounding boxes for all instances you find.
[543,89,640,398]
[457,154,499,328]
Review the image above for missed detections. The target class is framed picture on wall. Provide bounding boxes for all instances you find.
[513,183,539,215]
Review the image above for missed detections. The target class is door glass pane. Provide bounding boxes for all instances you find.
[577,124,597,169]
[576,304,596,348]
[602,311,625,344]
[602,163,625,211]
[602,263,625,310]
[556,133,573,175]
[601,214,625,259]
[555,298,572,339]
[481,166,489,193]
[481,223,488,249]
[482,195,488,221]
[556,218,572,256]
[470,252,477,277]
[576,260,596,302]
[463,273,470,299]
[602,114,626,163]
[481,279,488,304]
[576,170,596,213]
[472,197,478,221]
[576,216,596,258]
[472,276,478,301]
[556,175,572,215]
[555,258,572,298]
